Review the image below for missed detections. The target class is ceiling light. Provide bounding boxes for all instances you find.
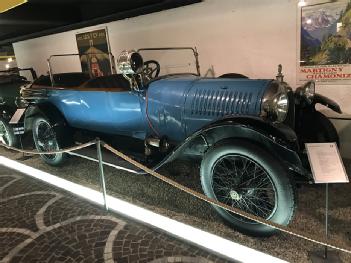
[306,18,312,24]
[298,0,307,7]
[7,57,13,62]
[0,0,27,13]
[5,64,10,69]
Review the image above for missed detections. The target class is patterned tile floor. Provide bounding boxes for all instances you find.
[0,166,232,263]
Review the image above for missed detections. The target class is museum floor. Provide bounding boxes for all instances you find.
[0,145,350,263]
[0,165,233,263]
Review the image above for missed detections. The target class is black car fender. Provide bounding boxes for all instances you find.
[0,105,15,120]
[23,103,68,132]
[313,93,342,114]
[155,117,308,178]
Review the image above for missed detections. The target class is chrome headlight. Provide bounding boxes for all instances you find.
[261,81,289,122]
[117,50,144,75]
[272,92,289,122]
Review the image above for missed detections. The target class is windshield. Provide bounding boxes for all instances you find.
[137,47,200,77]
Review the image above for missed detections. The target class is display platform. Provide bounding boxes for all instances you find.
[0,145,350,262]
[0,164,236,263]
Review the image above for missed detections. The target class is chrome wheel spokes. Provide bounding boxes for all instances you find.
[212,155,276,222]
[0,120,10,145]
[35,120,59,160]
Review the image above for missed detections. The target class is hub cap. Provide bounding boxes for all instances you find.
[229,190,241,201]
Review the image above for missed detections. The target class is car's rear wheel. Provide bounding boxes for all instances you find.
[32,116,67,166]
[200,140,296,236]
[0,118,17,147]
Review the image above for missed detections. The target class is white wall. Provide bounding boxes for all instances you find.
[12,0,351,158]
[13,0,298,83]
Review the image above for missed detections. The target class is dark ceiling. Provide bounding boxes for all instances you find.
[0,0,201,46]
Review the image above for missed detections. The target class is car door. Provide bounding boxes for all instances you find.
[78,76,146,139]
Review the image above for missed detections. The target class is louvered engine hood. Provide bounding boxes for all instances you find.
[146,76,271,142]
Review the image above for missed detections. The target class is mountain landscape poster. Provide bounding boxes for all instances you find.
[299,0,351,83]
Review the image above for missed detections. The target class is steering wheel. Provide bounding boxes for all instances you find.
[142,60,160,81]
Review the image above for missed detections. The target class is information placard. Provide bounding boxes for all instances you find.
[306,143,349,183]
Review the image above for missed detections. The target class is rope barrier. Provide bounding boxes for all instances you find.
[103,143,351,254]
[1,140,350,254]
[0,140,97,155]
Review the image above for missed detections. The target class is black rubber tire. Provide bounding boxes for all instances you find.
[298,111,339,147]
[0,118,17,147]
[200,140,296,236]
[32,116,67,166]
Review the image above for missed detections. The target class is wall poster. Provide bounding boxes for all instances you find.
[76,28,112,77]
[299,1,351,84]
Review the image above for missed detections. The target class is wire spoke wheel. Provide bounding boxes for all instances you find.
[0,119,16,146]
[35,119,59,160]
[0,120,10,145]
[212,155,276,222]
[32,116,66,166]
[200,141,296,236]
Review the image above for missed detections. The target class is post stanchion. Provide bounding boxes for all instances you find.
[16,134,32,161]
[96,138,108,211]
[325,183,329,259]
[309,183,341,263]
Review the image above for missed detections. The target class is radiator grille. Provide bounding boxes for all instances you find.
[190,88,253,116]
[20,86,48,103]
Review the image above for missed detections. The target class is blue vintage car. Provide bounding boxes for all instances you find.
[18,47,341,236]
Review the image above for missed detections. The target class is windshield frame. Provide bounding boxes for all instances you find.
[137,47,201,77]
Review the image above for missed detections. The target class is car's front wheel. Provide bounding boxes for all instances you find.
[0,118,17,146]
[200,140,296,236]
[32,116,67,166]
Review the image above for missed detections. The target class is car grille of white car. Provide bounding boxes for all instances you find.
[20,86,48,104]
